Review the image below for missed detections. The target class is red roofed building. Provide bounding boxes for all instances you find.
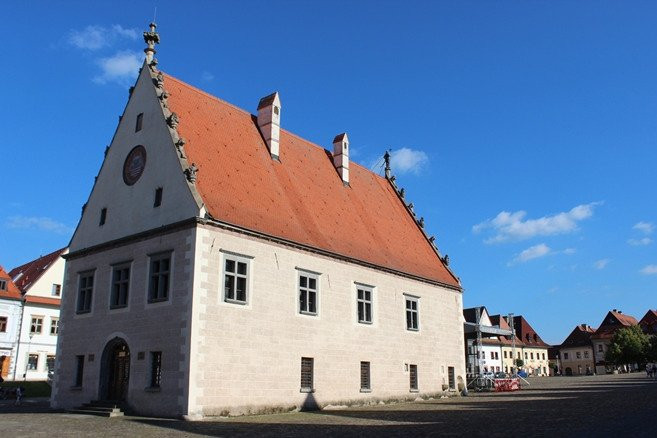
[52,24,465,418]
[6,247,67,381]
[639,310,657,335]
[1,266,23,379]
[509,315,551,376]
[591,309,638,374]
[557,324,596,376]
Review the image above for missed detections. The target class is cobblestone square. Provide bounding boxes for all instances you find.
[1,374,655,437]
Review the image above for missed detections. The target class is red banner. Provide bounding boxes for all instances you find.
[494,378,520,392]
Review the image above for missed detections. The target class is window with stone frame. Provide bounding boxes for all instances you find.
[76,271,94,314]
[46,355,56,372]
[110,264,131,308]
[298,272,318,315]
[360,361,371,391]
[52,283,61,296]
[150,351,162,388]
[50,318,59,335]
[27,354,39,370]
[0,316,7,332]
[564,352,569,360]
[148,252,171,302]
[300,357,314,392]
[409,364,418,391]
[405,296,419,331]
[576,352,581,359]
[30,316,43,334]
[357,285,373,324]
[223,254,249,304]
[584,351,589,358]
[74,355,84,387]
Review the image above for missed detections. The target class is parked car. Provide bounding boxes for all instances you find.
[494,371,507,379]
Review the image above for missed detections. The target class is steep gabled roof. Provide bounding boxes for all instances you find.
[559,324,596,348]
[0,265,22,301]
[490,314,525,346]
[591,310,638,339]
[163,74,459,288]
[463,306,488,324]
[512,315,550,348]
[9,247,67,293]
[639,310,657,334]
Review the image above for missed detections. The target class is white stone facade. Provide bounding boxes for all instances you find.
[0,297,22,379]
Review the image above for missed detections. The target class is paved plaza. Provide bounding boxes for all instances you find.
[0,373,655,437]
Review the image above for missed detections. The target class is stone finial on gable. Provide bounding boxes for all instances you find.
[332,133,350,186]
[257,92,281,160]
[143,22,160,64]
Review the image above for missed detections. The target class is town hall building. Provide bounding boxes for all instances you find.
[51,24,466,418]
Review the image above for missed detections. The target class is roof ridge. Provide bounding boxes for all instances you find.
[162,71,390,184]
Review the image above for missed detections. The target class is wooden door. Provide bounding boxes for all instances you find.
[0,356,9,378]
[107,346,130,400]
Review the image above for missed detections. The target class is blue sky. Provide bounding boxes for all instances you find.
[1,1,656,344]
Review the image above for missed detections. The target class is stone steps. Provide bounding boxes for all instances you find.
[68,401,125,417]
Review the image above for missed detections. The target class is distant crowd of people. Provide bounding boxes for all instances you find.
[646,363,657,378]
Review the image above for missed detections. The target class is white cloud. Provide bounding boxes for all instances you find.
[68,24,138,50]
[473,202,601,244]
[640,265,657,275]
[201,71,215,81]
[509,243,551,265]
[562,248,576,255]
[93,51,142,85]
[6,216,73,235]
[628,237,653,246]
[389,148,429,175]
[633,221,654,235]
[594,258,610,270]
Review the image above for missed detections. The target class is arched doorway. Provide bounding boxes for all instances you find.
[99,338,130,401]
[565,367,573,376]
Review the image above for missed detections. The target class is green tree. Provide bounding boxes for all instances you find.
[647,335,657,362]
[515,358,524,368]
[604,326,650,366]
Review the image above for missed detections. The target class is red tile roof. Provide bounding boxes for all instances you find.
[639,310,657,334]
[511,315,550,348]
[9,247,67,293]
[489,314,525,347]
[163,74,459,288]
[559,324,596,348]
[0,265,22,301]
[24,295,61,307]
[591,310,638,340]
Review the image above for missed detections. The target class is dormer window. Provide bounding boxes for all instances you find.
[99,208,107,226]
[136,113,144,132]
[0,279,6,291]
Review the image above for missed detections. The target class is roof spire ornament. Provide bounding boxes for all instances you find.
[383,150,391,179]
[143,22,160,64]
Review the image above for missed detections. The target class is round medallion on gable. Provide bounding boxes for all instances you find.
[123,145,147,186]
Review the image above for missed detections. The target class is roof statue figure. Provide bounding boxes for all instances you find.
[143,22,160,64]
[383,150,391,179]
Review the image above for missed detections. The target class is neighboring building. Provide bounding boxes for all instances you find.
[557,324,595,376]
[489,314,524,374]
[638,310,657,335]
[463,307,504,376]
[0,266,23,379]
[511,315,551,376]
[9,248,67,380]
[52,24,466,418]
[591,309,638,374]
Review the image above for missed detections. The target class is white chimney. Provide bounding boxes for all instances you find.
[257,92,281,160]
[332,133,350,186]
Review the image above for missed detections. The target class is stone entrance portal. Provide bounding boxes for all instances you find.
[100,338,130,401]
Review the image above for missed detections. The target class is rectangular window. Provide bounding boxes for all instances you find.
[0,279,6,290]
[0,316,6,332]
[300,357,314,392]
[154,187,163,207]
[75,355,84,387]
[76,271,94,314]
[110,265,130,308]
[524,352,528,360]
[530,352,534,360]
[149,253,171,302]
[50,318,59,335]
[52,283,62,296]
[99,208,107,226]
[448,366,455,390]
[150,351,162,388]
[564,352,569,360]
[298,272,318,315]
[598,344,603,352]
[504,351,507,359]
[584,351,589,359]
[223,256,249,304]
[409,364,418,391]
[46,355,56,372]
[542,353,546,360]
[576,352,581,359]
[360,361,371,391]
[135,112,144,132]
[405,296,419,330]
[30,316,43,334]
[357,286,372,323]
[27,354,39,370]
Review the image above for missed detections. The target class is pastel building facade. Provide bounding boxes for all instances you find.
[0,267,22,379]
[52,26,466,418]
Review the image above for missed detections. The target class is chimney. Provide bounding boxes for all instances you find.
[257,92,281,160]
[332,133,350,186]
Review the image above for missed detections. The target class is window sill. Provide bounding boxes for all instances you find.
[144,386,161,393]
[299,311,317,316]
[109,305,128,310]
[300,388,315,393]
[406,328,419,332]
[76,310,91,315]
[148,298,169,304]
[224,298,248,306]
[358,320,373,325]
[409,389,419,393]
[360,388,372,393]
[70,386,82,391]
